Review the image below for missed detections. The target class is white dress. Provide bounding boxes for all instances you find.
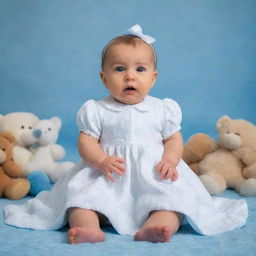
[4,95,248,236]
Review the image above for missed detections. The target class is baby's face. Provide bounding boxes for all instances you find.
[100,42,157,105]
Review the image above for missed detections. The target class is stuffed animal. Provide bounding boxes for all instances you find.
[224,117,256,180]
[183,116,256,196]
[23,117,74,183]
[183,133,218,175]
[0,132,30,200]
[27,170,53,196]
[215,116,256,194]
[0,112,39,176]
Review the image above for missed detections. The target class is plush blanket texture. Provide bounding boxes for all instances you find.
[0,190,255,256]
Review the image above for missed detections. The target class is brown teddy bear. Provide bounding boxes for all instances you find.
[183,116,256,196]
[183,133,218,175]
[0,132,30,200]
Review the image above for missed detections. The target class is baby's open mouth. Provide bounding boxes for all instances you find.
[124,86,136,91]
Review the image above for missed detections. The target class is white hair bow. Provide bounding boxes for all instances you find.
[127,24,156,44]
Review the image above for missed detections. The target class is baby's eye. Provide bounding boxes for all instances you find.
[136,66,146,72]
[114,66,125,72]
[48,128,52,131]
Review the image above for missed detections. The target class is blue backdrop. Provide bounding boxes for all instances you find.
[1,0,255,161]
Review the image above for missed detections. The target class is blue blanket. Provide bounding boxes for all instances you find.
[1,190,255,256]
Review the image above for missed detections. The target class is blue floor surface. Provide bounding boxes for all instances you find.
[1,190,255,256]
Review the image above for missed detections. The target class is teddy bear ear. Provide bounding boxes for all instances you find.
[0,132,15,144]
[50,117,62,130]
[216,115,231,130]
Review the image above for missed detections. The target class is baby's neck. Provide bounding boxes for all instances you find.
[112,96,145,105]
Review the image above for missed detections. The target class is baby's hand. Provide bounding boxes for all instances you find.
[156,160,178,181]
[98,156,126,182]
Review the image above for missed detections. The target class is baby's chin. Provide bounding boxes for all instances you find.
[113,95,144,105]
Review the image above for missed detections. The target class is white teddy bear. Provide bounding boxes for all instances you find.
[23,117,74,183]
[0,112,39,176]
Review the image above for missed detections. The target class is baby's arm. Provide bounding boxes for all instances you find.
[156,131,183,181]
[78,132,125,181]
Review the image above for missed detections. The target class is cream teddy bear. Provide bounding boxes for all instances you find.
[23,117,74,183]
[0,112,39,176]
[198,116,256,196]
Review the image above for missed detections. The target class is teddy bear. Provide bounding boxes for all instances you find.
[182,133,218,175]
[23,117,74,184]
[0,132,30,200]
[183,116,256,196]
[0,112,39,176]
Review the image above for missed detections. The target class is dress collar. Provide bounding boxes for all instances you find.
[99,95,152,112]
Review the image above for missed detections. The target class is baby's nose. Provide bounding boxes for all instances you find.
[124,71,135,81]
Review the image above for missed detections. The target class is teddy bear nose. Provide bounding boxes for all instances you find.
[0,150,7,164]
[33,129,42,138]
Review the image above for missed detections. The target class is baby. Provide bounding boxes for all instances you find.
[69,26,183,243]
[4,25,248,244]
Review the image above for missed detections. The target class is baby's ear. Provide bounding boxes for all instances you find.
[100,71,107,85]
[152,71,158,86]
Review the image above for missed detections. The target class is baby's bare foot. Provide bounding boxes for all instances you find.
[134,226,172,243]
[68,227,105,244]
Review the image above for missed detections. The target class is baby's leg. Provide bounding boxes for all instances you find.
[68,208,105,244]
[134,210,182,243]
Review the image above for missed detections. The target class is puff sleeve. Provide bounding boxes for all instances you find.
[76,100,101,140]
[161,98,182,140]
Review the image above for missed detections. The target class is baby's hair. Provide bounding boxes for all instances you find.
[101,35,157,70]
